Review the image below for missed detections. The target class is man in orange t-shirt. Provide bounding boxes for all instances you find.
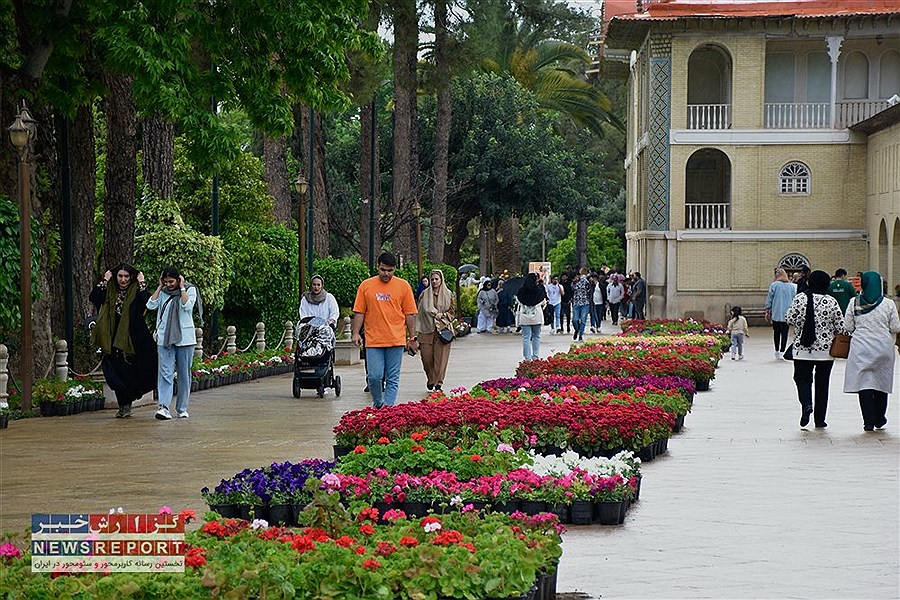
[351,252,419,407]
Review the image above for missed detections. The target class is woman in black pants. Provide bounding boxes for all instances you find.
[559,273,573,334]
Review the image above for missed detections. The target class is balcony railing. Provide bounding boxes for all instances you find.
[836,99,890,128]
[764,102,829,128]
[686,203,730,229]
[687,104,732,129]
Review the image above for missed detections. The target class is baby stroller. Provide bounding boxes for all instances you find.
[292,316,341,398]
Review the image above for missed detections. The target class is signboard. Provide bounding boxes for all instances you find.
[528,262,551,285]
[31,513,185,573]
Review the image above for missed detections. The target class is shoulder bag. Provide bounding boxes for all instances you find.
[437,327,454,344]
[829,334,851,359]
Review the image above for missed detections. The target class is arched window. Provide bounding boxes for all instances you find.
[779,162,810,195]
[843,52,869,99]
[778,253,810,274]
[879,50,900,98]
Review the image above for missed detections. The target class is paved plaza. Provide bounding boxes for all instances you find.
[1,325,898,599]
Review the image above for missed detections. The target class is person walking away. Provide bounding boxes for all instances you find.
[843,271,900,431]
[351,252,418,408]
[726,306,749,360]
[416,269,455,392]
[299,274,340,328]
[546,275,563,334]
[496,280,515,333]
[784,270,845,429]
[414,275,429,302]
[631,272,647,320]
[560,273,573,334]
[606,275,624,326]
[765,268,797,359]
[517,273,547,360]
[147,267,201,419]
[89,264,157,418]
[827,268,855,317]
[476,280,499,333]
[570,268,592,342]
[795,265,811,294]
[595,272,608,325]
[588,274,602,333]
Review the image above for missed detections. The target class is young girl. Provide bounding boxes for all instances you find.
[727,306,750,360]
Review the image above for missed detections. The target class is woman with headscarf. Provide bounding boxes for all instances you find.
[784,270,846,429]
[89,264,157,418]
[517,273,548,360]
[842,271,900,431]
[495,280,516,333]
[300,274,340,328]
[765,268,798,359]
[476,279,499,333]
[416,269,455,391]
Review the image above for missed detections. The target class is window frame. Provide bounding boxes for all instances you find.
[778,161,811,196]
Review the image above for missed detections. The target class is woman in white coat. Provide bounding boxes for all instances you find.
[843,271,900,431]
[300,275,340,328]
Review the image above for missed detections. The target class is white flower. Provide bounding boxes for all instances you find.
[423,522,442,533]
[449,495,463,506]
[250,519,269,530]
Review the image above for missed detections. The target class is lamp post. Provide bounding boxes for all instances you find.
[412,202,423,280]
[294,173,309,304]
[8,102,37,412]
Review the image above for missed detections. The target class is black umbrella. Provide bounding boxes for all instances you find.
[458,263,478,274]
[500,276,525,299]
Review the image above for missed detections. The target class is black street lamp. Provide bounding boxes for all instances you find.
[294,173,309,303]
[412,202,423,280]
[8,102,37,412]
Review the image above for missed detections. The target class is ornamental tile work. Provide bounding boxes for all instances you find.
[647,56,671,231]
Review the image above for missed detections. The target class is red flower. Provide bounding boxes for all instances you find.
[400,536,419,547]
[458,542,477,553]
[469,454,482,462]
[184,546,207,568]
[201,521,227,538]
[411,444,425,453]
[410,430,427,442]
[178,509,197,524]
[354,545,367,555]
[432,530,464,546]
[334,535,356,547]
[353,445,367,454]
[357,507,379,523]
[305,527,332,542]
[291,535,316,554]
[362,558,382,569]
[359,524,375,536]
[377,437,391,444]
[375,541,397,556]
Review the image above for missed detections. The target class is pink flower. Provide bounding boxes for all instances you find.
[0,543,22,560]
[159,506,172,515]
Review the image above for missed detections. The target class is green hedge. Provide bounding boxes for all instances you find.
[310,257,370,309]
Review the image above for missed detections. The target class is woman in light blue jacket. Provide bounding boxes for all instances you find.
[147,266,200,420]
[764,268,797,360]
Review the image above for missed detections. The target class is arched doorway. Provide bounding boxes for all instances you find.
[687,45,733,129]
[892,218,900,297]
[685,148,731,229]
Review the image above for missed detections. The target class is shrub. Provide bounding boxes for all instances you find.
[458,285,477,318]
[0,196,40,341]
[396,263,458,294]
[312,257,370,308]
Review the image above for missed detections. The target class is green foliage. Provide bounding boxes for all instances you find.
[0,197,41,341]
[459,285,478,318]
[133,190,229,318]
[311,257,370,309]
[395,263,458,294]
[547,221,626,270]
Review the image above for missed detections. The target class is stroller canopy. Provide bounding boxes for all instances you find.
[296,316,336,358]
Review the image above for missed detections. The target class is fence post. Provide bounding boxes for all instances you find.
[0,344,8,409]
[226,326,237,354]
[255,322,266,352]
[194,328,204,359]
[285,321,294,350]
[342,316,352,339]
[55,339,69,382]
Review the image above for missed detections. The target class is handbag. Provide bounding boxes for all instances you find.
[829,333,851,359]
[437,328,454,344]
[782,344,794,361]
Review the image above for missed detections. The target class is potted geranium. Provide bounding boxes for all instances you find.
[0,405,9,429]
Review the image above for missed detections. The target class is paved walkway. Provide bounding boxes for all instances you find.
[1,324,898,599]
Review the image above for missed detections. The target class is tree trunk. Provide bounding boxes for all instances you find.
[575,218,588,269]
[141,112,174,200]
[71,105,97,326]
[429,0,450,264]
[264,134,291,226]
[444,209,471,267]
[391,0,417,260]
[101,70,138,268]
[296,106,330,258]
[359,101,380,267]
[493,217,521,275]
[478,217,490,276]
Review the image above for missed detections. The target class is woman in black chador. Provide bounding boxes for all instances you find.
[89,263,158,418]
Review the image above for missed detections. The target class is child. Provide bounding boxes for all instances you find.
[726,306,749,360]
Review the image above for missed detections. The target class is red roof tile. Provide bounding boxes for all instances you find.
[607,0,900,20]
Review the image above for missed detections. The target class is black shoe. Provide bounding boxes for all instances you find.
[434,385,442,392]
[427,383,434,391]
[814,422,827,428]
[800,406,812,427]
[364,384,370,393]
[573,332,577,340]
[864,425,875,432]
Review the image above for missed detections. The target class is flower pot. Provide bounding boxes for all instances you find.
[0,414,8,429]
[695,379,710,392]
[491,500,520,514]
[373,501,394,522]
[673,414,685,433]
[637,443,656,462]
[402,501,430,518]
[467,500,486,512]
[268,503,292,526]
[570,500,593,525]
[40,401,56,417]
[633,474,642,502]
[595,500,623,525]
[599,446,625,459]
[292,502,308,526]
[549,503,570,524]
[619,498,629,524]
[520,500,546,516]
[538,567,558,600]
[209,503,240,519]
[540,445,563,457]
[240,504,269,522]
[332,444,353,459]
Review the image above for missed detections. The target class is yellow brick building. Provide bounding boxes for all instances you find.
[598,0,900,320]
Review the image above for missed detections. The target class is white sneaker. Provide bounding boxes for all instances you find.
[738,355,744,360]
[775,351,782,360]
[177,411,189,419]
[155,406,173,420]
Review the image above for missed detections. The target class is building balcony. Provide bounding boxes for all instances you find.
[686,203,730,230]
[687,104,732,129]
[763,100,892,129]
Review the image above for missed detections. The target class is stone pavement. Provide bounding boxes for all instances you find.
[1,324,898,599]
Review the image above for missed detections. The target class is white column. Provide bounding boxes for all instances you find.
[826,36,843,129]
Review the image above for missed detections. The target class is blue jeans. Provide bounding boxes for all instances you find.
[572,304,590,338]
[365,346,404,408]
[551,304,561,331]
[730,333,744,357]
[521,324,542,360]
[158,344,194,413]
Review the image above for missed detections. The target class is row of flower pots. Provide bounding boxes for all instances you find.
[188,363,293,392]
[39,395,106,417]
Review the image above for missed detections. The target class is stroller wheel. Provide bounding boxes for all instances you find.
[292,376,301,398]
[333,375,342,397]
[316,385,325,398]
